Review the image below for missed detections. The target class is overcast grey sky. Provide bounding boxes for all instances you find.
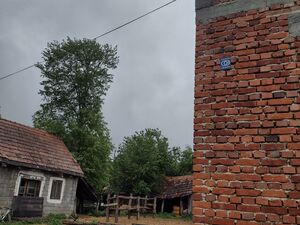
[0,0,195,149]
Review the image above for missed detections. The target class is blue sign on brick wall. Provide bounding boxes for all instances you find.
[220,57,231,70]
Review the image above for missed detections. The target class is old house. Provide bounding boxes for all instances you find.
[0,118,84,217]
[158,175,192,216]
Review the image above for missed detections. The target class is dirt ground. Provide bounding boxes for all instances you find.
[80,215,192,225]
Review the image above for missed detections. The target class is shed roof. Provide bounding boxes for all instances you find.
[0,118,83,176]
[159,175,192,199]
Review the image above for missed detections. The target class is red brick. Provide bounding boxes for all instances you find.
[256,197,268,206]
[289,191,300,199]
[261,190,286,198]
[261,159,286,166]
[212,188,235,195]
[212,144,235,151]
[236,222,259,225]
[229,211,241,219]
[271,128,296,134]
[283,215,296,224]
[269,199,282,207]
[262,206,288,215]
[211,218,234,225]
[237,174,261,181]
[237,205,261,212]
[283,166,296,174]
[268,98,293,105]
[261,144,285,151]
[236,189,261,196]
[263,175,288,182]
[267,112,293,120]
[194,201,211,209]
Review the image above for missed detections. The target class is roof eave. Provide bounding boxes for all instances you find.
[0,157,84,177]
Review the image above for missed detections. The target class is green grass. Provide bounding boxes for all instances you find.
[89,210,106,217]
[181,214,192,221]
[156,212,177,219]
[3,214,66,225]
[156,212,192,221]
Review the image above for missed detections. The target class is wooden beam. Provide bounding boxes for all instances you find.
[115,195,119,223]
[188,195,192,215]
[128,193,133,219]
[161,199,165,213]
[180,197,183,216]
[106,194,110,222]
[153,197,157,216]
[137,196,140,220]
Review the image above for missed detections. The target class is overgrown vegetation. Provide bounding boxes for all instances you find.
[32,37,191,197]
[110,128,192,195]
[33,38,119,192]
[166,146,193,176]
[4,214,66,225]
[111,129,169,195]
[156,212,192,221]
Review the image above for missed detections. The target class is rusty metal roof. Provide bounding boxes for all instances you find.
[159,175,192,199]
[0,118,83,176]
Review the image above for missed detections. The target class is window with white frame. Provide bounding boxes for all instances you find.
[48,177,65,203]
[14,171,45,197]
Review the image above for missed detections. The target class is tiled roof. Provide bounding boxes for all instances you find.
[0,118,83,176]
[159,175,192,199]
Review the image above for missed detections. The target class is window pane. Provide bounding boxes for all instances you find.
[18,179,26,196]
[50,180,63,200]
[18,178,41,197]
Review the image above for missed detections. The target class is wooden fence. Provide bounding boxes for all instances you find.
[104,194,157,223]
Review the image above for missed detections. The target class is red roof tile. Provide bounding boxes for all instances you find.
[0,118,83,176]
[159,175,192,199]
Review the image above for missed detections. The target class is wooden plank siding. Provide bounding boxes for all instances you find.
[12,196,43,217]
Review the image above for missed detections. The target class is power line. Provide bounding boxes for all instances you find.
[93,0,176,40]
[0,0,177,81]
[0,64,36,81]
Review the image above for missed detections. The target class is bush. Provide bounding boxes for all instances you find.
[4,214,66,225]
[157,212,177,219]
[47,214,66,225]
[88,210,105,217]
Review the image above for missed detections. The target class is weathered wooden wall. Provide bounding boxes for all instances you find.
[0,165,78,217]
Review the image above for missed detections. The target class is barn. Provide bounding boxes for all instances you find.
[158,175,192,216]
[0,118,85,217]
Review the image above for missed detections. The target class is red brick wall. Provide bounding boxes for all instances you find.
[194,2,300,225]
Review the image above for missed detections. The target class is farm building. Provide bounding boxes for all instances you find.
[158,175,192,216]
[0,118,94,217]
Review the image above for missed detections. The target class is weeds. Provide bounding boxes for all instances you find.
[3,214,66,225]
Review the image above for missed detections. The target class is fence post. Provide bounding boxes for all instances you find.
[153,197,157,216]
[188,195,192,215]
[161,199,165,213]
[143,195,148,216]
[106,193,110,222]
[128,193,133,219]
[180,197,183,216]
[115,195,119,223]
[137,196,140,220]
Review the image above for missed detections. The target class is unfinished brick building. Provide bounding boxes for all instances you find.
[194,0,300,224]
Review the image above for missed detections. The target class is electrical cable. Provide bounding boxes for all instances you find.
[0,0,177,81]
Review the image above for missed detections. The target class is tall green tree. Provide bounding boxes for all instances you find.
[178,146,193,175]
[165,146,192,176]
[111,129,170,195]
[33,37,119,192]
[166,146,193,176]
